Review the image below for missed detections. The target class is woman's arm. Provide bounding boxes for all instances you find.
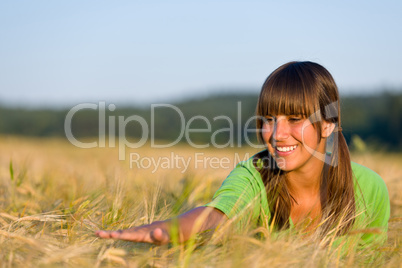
[95,206,227,245]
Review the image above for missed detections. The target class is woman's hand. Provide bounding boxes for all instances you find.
[95,207,227,244]
[95,221,170,245]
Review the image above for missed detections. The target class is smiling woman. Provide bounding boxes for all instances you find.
[252,61,357,234]
[96,61,390,256]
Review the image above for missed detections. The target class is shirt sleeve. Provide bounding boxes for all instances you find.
[352,162,391,249]
[205,160,268,230]
[360,176,390,248]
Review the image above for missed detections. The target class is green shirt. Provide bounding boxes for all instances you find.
[205,153,390,249]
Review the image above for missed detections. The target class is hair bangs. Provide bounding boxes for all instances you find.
[258,64,319,119]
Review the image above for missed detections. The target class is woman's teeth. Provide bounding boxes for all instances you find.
[276,145,297,152]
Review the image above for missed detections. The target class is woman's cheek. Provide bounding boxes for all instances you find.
[298,125,319,148]
[262,124,273,144]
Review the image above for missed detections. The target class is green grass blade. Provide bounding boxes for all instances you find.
[10,160,14,181]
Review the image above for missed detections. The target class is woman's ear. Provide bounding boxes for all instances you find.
[322,121,336,138]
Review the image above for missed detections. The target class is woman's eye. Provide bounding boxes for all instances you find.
[289,117,302,122]
[264,117,275,123]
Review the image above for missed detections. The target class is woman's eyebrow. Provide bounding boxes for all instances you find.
[264,114,275,118]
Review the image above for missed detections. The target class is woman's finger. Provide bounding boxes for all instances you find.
[95,230,112,238]
[150,228,170,245]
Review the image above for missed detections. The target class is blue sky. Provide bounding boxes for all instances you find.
[1,0,401,107]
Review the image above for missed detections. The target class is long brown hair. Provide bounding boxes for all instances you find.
[254,61,355,237]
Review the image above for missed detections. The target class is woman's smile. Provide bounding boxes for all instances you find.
[275,145,298,156]
[275,145,298,152]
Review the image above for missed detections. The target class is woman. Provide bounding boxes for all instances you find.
[96,61,390,249]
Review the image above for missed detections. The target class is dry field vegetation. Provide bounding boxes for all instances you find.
[0,136,400,267]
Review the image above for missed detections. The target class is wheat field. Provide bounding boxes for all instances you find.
[0,136,400,267]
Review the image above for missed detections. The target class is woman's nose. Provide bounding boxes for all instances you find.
[273,118,290,141]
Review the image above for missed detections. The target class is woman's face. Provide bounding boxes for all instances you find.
[262,114,330,172]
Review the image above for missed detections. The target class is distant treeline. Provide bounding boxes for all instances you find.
[0,92,401,150]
